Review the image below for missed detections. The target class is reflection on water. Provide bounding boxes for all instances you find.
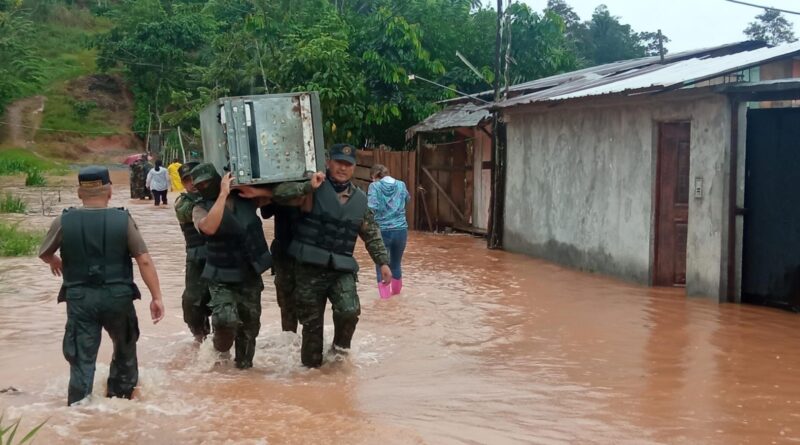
[1,172,800,444]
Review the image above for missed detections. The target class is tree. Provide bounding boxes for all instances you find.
[744,9,797,45]
[0,6,43,111]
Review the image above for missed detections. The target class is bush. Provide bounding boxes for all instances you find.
[0,193,26,213]
[0,222,43,256]
[71,99,97,122]
[24,169,46,187]
[0,149,61,175]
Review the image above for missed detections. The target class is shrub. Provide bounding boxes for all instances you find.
[71,100,97,122]
[0,222,43,256]
[24,169,46,187]
[0,193,26,213]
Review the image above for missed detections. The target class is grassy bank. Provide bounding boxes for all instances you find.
[0,149,65,175]
[0,222,43,256]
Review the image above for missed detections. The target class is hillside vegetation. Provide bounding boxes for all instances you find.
[2,0,667,153]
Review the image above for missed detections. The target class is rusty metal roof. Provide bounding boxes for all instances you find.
[405,102,490,140]
[493,41,800,109]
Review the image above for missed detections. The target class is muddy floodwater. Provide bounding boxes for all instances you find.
[1,172,800,444]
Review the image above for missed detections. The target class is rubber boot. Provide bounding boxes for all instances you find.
[378,282,392,299]
[332,316,358,350]
[391,278,403,295]
[301,323,324,368]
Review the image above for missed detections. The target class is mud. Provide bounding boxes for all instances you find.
[1,172,799,444]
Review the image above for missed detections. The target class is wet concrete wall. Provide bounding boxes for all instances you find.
[502,93,731,300]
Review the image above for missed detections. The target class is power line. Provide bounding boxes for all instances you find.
[0,121,176,135]
[724,0,800,15]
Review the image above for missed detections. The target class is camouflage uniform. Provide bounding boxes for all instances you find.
[129,159,152,199]
[261,182,309,333]
[190,164,273,369]
[174,164,211,340]
[276,170,389,368]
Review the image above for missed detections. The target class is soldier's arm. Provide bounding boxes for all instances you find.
[270,181,312,206]
[39,216,63,276]
[359,209,389,266]
[127,215,164,323]
[196,173,233,235]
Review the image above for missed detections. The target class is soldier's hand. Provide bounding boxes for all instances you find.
[380,264,392,285]
[49,255,63,277]
[150,299,165,324]
[310,172,325,190]
[220,172,234,197]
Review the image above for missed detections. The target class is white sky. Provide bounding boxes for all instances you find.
[516,0,800,52]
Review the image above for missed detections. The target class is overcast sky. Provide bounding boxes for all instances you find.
[515,0,800,52]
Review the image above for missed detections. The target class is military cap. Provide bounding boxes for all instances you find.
[179,161,200,180]
[190,163,220,184]
[78,165,112,187]
[329,143,356,165]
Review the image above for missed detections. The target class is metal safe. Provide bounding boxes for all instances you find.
[200,92,326,185]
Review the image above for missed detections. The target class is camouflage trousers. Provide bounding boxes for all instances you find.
[62,286,139,406]
[208,275,264,369]
[272,255,297,333]
[182,258,211,340]
[293,263,360,368]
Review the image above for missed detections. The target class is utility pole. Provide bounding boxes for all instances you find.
[658,29,665,62]
[488,0,505,249]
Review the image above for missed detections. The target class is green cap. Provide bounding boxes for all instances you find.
[329,143,356,165]
[179,161,199,180]
[190,163,220,184]
[78,165,111,187]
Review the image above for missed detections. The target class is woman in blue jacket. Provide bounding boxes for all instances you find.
[368,164,410,296]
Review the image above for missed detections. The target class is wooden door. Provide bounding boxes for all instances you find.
[654,122,690,287]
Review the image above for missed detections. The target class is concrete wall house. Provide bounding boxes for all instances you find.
[488,41,800,307]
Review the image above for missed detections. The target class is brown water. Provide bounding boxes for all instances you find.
[1,172,800,444]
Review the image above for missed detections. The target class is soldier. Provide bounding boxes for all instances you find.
[285,143,391,368]
[129,154,153,200]
[190,163,273,369]
[235,170,325,333]
[174,161,210,342]
[38,166,165,406]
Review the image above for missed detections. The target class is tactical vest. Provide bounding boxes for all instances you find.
[175,192,207,261]
[271,205,301,257]
[288,180,367,272]
[60,207,135,289]
[198,195,272,283]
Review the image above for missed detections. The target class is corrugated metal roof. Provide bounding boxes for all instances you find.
[405,103,490,139]
[494,41,800,109]
[440,41,764,104]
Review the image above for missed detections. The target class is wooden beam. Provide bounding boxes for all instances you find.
[421,166,466,221]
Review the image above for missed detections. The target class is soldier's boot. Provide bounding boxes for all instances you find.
[280,307,298,333]
[213,327,235,353]
[301,323,324,368]
[234,334,256,369]
[332,314,358,351]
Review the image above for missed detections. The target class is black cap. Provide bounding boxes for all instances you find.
[78,166,111,187]
[329,143,356,165]
[179,161,200,179]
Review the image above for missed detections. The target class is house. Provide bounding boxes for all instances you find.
[405,103,492,233]
[486,40,800,308]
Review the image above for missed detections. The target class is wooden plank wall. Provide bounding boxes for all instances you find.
[353,149,418,230]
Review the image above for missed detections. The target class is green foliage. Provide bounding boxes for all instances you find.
[0,222,43,256]
[71,100,97,121]
[744,9,797,46]
[0,149,62,174]
[94,0,664,148]
[0,7,45,111]
[0,193,26,213]
[24,169,46,186]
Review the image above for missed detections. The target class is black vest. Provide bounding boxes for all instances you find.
[288,180,367,272]
[60,207,135,290]
[198,195,272,282]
